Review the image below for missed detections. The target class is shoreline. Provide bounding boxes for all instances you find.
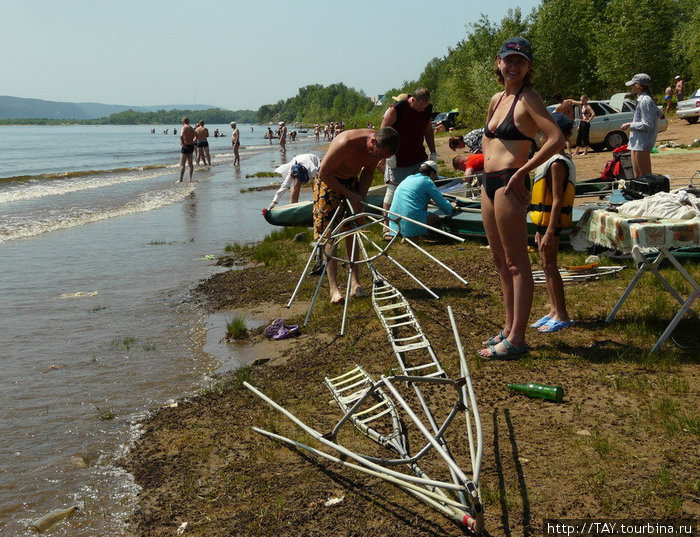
[119,237,699,537]
[118,119,700,536]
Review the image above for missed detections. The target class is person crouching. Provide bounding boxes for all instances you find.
[387,160,456,238]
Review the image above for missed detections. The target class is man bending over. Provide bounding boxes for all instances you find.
[313,127,400,304]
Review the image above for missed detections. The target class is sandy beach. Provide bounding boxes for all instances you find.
[119,118,700,537]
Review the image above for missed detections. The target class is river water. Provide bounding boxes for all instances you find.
[0,124,322,536]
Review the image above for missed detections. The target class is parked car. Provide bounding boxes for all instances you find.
[431,111,459,131]
[545,93,668,151]
[676,88,700,124]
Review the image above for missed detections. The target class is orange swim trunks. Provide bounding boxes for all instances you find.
[312,176,360,240]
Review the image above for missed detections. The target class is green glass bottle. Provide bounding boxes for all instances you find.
[507,382,564,402]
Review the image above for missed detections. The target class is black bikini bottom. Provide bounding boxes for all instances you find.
[483,168,529,200]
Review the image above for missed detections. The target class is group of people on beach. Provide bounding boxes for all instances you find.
[274,36,663,358]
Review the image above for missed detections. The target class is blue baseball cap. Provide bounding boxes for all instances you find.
[499,37,532,62]
[291,164,310,184]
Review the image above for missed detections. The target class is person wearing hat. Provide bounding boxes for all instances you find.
[387,160,456,238]
[478,36,564,359]
[621,73,660,178]
[268,153,321,209]
[675,75,685,102]
[230,122,240,167]
[278,121,287,154]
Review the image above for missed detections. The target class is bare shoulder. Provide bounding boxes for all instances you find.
[521,87,547,111]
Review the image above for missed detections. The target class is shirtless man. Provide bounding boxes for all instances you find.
[278,121,287,154]
[194,121,211,166]
[553,93,581,154]
[230,121,240,167]
[314,127,400,303]
[178,117,196,182]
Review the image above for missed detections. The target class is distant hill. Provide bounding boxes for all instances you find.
[0,96,219,120]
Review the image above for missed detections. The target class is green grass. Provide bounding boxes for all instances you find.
[95,406,115,420]
[245,171,282,178]
[223,227,313,268]
[226,315,248,340]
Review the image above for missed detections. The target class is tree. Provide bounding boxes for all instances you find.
[593,0,679,95]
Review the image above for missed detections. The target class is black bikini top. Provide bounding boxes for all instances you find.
[484,87,535,143]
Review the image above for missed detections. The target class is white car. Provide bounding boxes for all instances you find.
[676,88,700,124]
[546,93,668,151]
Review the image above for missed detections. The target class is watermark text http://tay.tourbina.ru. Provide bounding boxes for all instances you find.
[544,519,697,537]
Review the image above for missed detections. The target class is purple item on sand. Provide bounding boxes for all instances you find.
[264,318,284,338]
[264,318,301,340]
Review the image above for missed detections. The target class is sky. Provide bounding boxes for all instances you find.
[2,0,540,111]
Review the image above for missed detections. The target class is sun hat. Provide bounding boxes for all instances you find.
[422,160,439,175]
[499,37,532,62]
[290,164,310,184]
[625,73,651,87]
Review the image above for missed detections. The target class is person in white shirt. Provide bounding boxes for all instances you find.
[268,154,321,209]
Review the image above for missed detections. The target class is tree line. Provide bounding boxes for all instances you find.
[392,0,699,130]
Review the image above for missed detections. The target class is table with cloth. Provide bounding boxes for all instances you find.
[571,208,700,352]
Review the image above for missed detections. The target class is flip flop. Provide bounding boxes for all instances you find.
[530,315,551,328]
[481,330,506,346]
[480,338,528,359]
[538,319,574,333]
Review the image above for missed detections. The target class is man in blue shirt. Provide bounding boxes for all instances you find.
[388,160,456,238]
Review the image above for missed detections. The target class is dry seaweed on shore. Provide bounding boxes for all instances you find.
[120,233,700,537]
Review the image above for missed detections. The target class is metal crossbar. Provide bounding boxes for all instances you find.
[246,303,484,533]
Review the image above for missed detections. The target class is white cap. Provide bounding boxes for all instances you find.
[279,121,284,125]
[422,160,439,174]
[675,75,681,80]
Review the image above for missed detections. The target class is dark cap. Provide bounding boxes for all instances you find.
[551,112,573,137]
[499,37,532,62]
[291,164,310,184]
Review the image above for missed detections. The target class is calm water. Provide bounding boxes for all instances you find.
[0,124,322,536]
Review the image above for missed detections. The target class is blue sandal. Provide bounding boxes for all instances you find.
[481,330,506,346]
[530,315,551,328]
[481,338,529,359]
[538,319,574,333]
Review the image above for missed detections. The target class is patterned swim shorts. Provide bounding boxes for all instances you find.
[312,176,360,240]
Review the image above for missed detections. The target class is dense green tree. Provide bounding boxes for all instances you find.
[593,0,679,95]
[529,0,600,101]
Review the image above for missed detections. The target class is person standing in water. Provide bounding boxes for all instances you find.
[194,120,211,166]
[178,117,196,182]
[231,122,240,167]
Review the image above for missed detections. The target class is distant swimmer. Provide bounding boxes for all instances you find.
[231,121,240,167]
[314,123,320,142]
[195,120,211,166]
[267,127,274,145]
[179,117,196,182]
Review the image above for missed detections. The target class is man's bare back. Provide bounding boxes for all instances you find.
[319,129,387,181]
[194,126,209,141]
[180,125,196,145]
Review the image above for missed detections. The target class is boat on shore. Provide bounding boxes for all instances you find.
[262,183,587,244]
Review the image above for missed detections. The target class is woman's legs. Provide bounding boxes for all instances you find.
[478,188,514,352]
[479,188,532,355]
[631,150,652,177]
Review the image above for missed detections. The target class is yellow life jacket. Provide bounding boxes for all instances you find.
[529,154,576,228]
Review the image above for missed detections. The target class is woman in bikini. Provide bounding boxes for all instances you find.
[573,94,595,156]
[478,37,564,359]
